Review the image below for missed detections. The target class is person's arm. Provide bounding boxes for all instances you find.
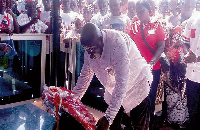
[72,52,94,100]
[38,20,48,33]
[149,22,166,66]
[97,33,130,128]
[149,40,165,65]
[182,33,190,54]
[19,17,38,33]
[184,49,200,63]
[0,43,12,55]
[44,15,54,34]
[182,42,190,54]
[0,28,12,35]
[181,19,199,63]
[197,56,200,62]
[6,9,19,34]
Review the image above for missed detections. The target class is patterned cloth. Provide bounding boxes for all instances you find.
[0,12,14,31]
[165,83,189,124]
[73,29,152,124]
[155,74,165,105]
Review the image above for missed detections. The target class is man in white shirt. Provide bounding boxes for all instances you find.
[0,0,19,34]
[60,0,83,50]
[40,0,51,26]
[101,0,129,31]
[72,23,152,130]
[90,0,108,28]
[182,9,200,130]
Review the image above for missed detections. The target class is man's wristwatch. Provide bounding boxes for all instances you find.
[104,115,112,125]
[196,56,200,62]
[149,60,155,66]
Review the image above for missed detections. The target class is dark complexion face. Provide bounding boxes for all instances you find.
[62,0,71,13]
[93,3,99,14]
[42,0,51,11]
[98,0,108,16]
[75,19,82,33]
[159,0,169,15]
[136,4,150,23]
[26,1,38,18]
[0,0,6,14]
[109,0,121,16]
[83,8,92,23]
[181,0,196,19]
[83,36,104,59]
[77,0,85,13]
[70,0,77,11]
[127,1,135,19]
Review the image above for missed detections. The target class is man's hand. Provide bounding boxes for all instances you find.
[184,51,197,63]
[149,60,155,71]
[6,8,15,17]
[63,38,70,44]
[0,43,13,55]
[0,28,13,35]
[30,17,38,25]
[96,116,109,130]
[63,38,70,48]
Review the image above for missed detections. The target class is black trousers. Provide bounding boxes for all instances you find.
[110,96,150,130]
[186,79,200,130]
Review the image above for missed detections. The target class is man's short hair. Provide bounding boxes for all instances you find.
[136,0,151,13]
[80,23,100,47]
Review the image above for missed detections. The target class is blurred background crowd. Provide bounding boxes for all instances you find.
[1,0,200,129]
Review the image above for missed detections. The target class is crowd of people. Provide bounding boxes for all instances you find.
[0,0,200,129]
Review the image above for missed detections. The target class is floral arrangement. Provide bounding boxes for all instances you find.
[42,85,96,130]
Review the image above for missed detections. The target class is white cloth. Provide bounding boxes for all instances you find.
[17,13,48,33]
[69,11,83,22]
[17,1,26,13]
[63,29,80,88]
[60,12,73,28]
[60,11,83,30]
[101,13,129,31]
[73,29,152,123]
[60,11,83,52]
[40,11,51,24]
[66,29,80,75]
[91,12,104,28]
[183,12,200,83]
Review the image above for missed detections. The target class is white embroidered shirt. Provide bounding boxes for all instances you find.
[73,29,152,124]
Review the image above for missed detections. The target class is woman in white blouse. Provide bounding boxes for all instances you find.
[73,23,153,130]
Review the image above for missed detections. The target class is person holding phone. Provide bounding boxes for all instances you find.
[17,0,48,33]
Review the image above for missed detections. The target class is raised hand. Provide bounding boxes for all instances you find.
[0,43,13,55]
[96,116,109,130]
